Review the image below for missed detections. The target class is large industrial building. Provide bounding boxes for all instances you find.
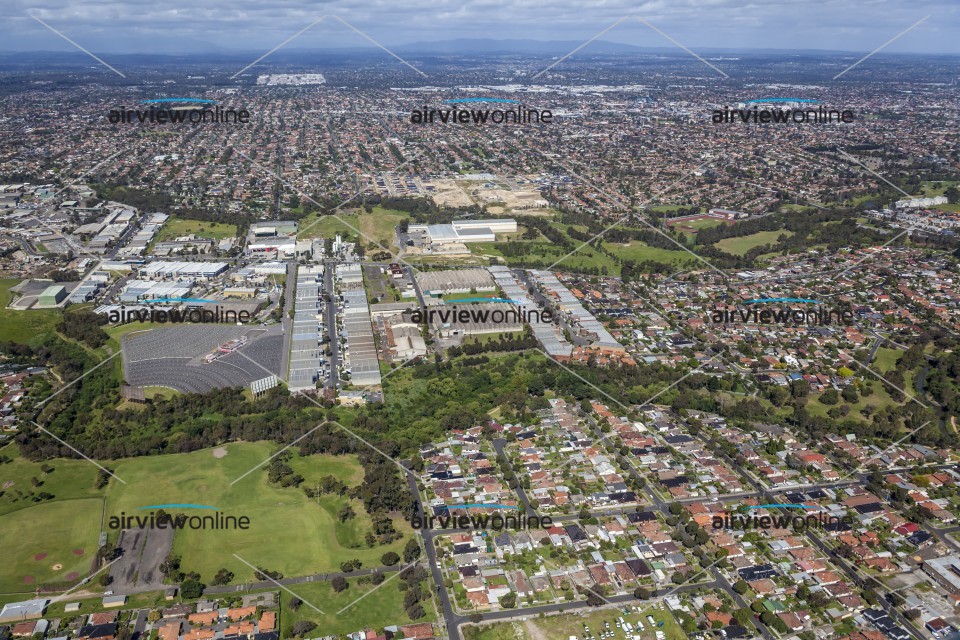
[415,268,497,297]
[137,261,228,280]
[36,285,66,307]
[530,270,624,352]
[288,265,326,392]
[488,266,572,357]
[336,264,381,387]
[246,221,298,257]
[408,218,517,246]
[923,555,960,595]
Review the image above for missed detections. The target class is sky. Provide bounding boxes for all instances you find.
[3,0,959,55]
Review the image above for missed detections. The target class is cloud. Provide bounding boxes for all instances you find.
[4,0,958,53]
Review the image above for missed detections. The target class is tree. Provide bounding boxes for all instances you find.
[585,589,605,607]
[291,621,317,637]
[180,579,204,599]
[469,613,483,624]
[841,385,859,403]
[381,551,400,566]
[819,388,840,405]
[499,592,516,609]
[405,603,426,619]
[211,568,234,586]
[733,608,751,625]
[331,576,348,592]
[732,579,749,595]
[633,586,651,600]
[288,596,302,611]
[403,538,421,563]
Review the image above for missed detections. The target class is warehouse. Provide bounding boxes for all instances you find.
[416,268,496,296]
[37,285,67,307]
[337,264,381,387]
[138,261,228,280]
[408,218,517,247]
[118,280,192,303]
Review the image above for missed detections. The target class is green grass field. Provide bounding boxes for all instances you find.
[806,382,900,423]
[463,331,525,346]
[1,498,102,592]
[143,386,179,400]
[273,576,435,637]
[669,217,725,231]
[298,213,361,240]
[155,218,238,242]
[0,444,102,517]
[358,207,410,247]
[101,443,413,583]
[779,203,818,213]
[920,181,958,197]
[715,230,793,255]
[605,241,690,265]
[0,442,413,591]
[873,347,902,373]
[465,240,619,273]
[0,278,61,345]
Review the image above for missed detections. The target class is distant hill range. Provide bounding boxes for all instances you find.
[0,37,937,58]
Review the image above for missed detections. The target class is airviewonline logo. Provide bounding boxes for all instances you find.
[407,297,553,325]
[710,297,854,325]
[713,98,854,124]
[712,504,853,530]
[104,298,252,324]
[108,97,250,125]
[108,504,251,530]
[410,503,553,530]
[410,97,553,125]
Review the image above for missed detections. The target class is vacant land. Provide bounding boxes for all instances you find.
[297,212,361,240]
[715,230,793,255]
[357,207,410,247]
[0,278,61,344]
[156,217,238,242]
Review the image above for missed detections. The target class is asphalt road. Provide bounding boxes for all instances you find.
[492,439,538,517]
[706,438,920,640]
[279,260,296,382]
[405,472,465,640]
[323,260,340,389]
